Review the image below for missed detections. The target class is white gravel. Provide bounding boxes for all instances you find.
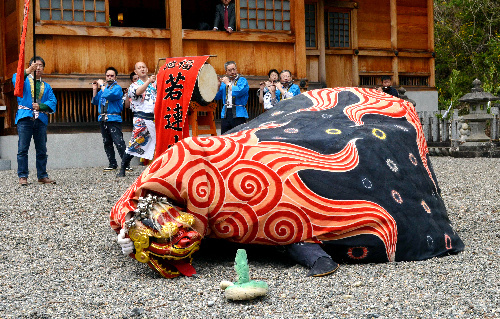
[0,157,498,319]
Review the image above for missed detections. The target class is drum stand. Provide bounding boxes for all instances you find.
[188,101,218,137]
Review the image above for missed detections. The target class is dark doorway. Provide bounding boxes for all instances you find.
[108,0,166,28]
[181,0,219,30]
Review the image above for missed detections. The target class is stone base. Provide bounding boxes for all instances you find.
[449,143,500,158]
[0,159,11,170]
[428,147,451,156]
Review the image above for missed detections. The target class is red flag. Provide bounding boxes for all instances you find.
[14,0,31,98]
[154,56,210,158]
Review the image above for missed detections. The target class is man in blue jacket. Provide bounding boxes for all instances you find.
[13,56,57,186]
[214,61,249,134]
[91,67,126,172]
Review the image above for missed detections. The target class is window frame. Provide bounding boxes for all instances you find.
[38,0,109,26]
[304,1,317,49]
[239,0,292,33]
[324,6,351,49]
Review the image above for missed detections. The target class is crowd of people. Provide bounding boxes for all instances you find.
[13,54,398,185]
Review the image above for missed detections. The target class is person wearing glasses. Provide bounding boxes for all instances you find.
[13,56,57,185]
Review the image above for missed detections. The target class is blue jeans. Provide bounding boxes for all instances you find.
[17,117,49,179]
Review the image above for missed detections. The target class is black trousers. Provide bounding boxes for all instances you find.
[100,121,126,168]
[221,108,246,134]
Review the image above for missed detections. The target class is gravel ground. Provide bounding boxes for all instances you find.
[0,157,498,319]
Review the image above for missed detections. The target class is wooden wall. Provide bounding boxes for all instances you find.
[397,0,428,51]
[2,0,19,79]
[183,38,297,77]
[307,0,434,89]
[357,0,391,49]
[35,33,171,79]
[325,54,354,87]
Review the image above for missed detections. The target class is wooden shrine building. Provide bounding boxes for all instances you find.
[0,0,436,135]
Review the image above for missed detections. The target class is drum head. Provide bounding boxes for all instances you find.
[195,64,218,103]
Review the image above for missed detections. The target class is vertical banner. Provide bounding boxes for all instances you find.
[154,56,210,158]
[14,0,31,98]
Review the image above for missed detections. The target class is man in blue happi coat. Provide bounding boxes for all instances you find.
[214,61,249,134]
[92,67,127,172]
[13,56,57,186]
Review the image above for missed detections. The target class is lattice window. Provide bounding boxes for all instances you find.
[39,0,107,25]
[359,76,377,87]
[399,76,429,87]
[325,9,350,48]
[240,0,291,31]
[305,3,316,48]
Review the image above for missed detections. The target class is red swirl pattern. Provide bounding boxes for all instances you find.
[262,203,313,244]
[110,89,404,262]
[209,203,259,243]
[302,88,436,191]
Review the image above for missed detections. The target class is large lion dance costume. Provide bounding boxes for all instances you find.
[111,88,464,278]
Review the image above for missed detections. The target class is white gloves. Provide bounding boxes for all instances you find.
[117,228,134,255]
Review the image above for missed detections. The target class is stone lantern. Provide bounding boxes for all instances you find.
[453,79,500,157]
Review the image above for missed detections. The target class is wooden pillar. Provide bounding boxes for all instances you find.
[169,0,183,57]
[294,0,306,79]
[0,0,4,81]
[318,1,326,86]
[428,0,435,87]
[390,0,398,85]
[351,4,359,87]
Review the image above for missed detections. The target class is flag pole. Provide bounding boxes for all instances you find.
[32,0,37,103]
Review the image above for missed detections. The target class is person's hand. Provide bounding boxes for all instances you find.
[97,79,104,87]
[227,27,233,34]
[275,81,283,92]
[32,103,40,111]
[117,228,134,255]
[213,27,218,31]
[26,62,37,75]
[148,74,156,84]
[376,86,383,92]
[221,76,230,85]
[259,82,265,91]
[267,81,276,92]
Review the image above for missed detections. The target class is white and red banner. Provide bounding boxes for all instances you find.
[154,56,210,159]
[14,0,31,98]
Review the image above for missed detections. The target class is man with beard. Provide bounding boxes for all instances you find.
[117,62,156,177]
[214,61,249,134]
[92,67,126,172]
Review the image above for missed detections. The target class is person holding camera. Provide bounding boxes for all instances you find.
[377,75,399,97]
[91,66,126,172]
[258,69,279,111]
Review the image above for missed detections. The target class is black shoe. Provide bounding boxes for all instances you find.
[103,166,117,172]
[307,257,339,277]
[116,169,126,177]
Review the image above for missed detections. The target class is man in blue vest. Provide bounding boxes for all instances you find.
[214,61,249,134]
[13,56,57,186]
[92,67,127,172]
